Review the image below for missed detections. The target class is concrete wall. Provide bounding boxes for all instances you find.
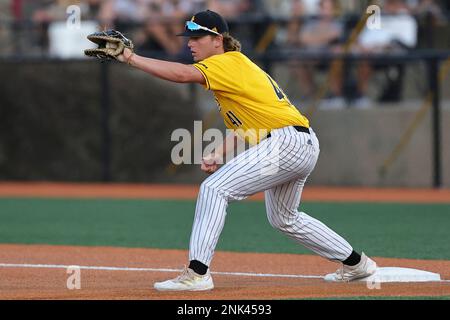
[307,106,450,188]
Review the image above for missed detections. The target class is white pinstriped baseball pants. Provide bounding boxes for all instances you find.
[189,126,353,266]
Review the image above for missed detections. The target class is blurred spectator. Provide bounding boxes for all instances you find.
[98,0,149,29]
[206,0,262,51]
[136,0,194,57]
[357,0,417,53]
[409,0,447,25]
[352,0,418,107]
[207,0,243,18]
[83,0,106,21]
[31,1,72,52]
[408,0,448,49]
[30,0,106,52]
[40,0,104,21]
[298,0,343,50]
[287,0,346,108]
[284,0,307,46]
[263,0,320,18]
[301,0,321,15]
[135,0,255,57]
[32,0,60,25]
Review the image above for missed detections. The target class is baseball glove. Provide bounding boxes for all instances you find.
[84,29,134,61]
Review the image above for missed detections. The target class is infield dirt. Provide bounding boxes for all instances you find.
[0,244,449,300]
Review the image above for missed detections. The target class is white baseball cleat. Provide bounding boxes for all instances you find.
[154,267,214,291]
[324,252,377,282]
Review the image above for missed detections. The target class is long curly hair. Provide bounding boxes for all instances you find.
[222,33,242,52]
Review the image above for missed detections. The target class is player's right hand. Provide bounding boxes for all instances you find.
[201,153,221,174]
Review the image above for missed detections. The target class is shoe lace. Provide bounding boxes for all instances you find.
[174,266,191,282]
[335,264,347,281]
[339,264,345,280]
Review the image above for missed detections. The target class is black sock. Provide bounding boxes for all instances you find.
[342,251,361,266]
[189,260,208,275]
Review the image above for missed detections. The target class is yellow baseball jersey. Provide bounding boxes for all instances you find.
[193,51,309,144]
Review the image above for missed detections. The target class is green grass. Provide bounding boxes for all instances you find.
[0,198,449,260]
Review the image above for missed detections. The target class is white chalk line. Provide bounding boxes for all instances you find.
[0,263,323,279]
[1,263,449,283]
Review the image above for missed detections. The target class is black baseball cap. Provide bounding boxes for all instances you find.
[177,10,229,37]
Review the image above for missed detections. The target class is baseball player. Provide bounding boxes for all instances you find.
[117,10,377,291]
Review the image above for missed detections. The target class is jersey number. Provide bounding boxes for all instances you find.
[267,75,288,101]
[226,111,242,127]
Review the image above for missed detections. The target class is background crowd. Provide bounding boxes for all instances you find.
[0,0,449,107]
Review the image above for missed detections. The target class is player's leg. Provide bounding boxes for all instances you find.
[264,178,377,280]
[263,128,352,261]
[264,127,376,280]
[264,178,354,262]
[155,132,306,291]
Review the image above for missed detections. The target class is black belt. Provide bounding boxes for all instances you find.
[266,126,310,138]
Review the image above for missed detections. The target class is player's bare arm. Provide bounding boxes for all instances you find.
[118,48,206,84]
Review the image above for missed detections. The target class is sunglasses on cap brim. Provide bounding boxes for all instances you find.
[185,21,221,36]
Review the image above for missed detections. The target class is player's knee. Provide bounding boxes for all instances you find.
[267,211,298,231]
[199,179,226,199]
[267,215,287,230]
[266,207,281,229]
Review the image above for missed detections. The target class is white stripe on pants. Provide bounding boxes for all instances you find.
[189,126,353,266]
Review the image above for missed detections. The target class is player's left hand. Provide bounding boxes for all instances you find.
[117,48,133,63]
[84,29,134,62]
